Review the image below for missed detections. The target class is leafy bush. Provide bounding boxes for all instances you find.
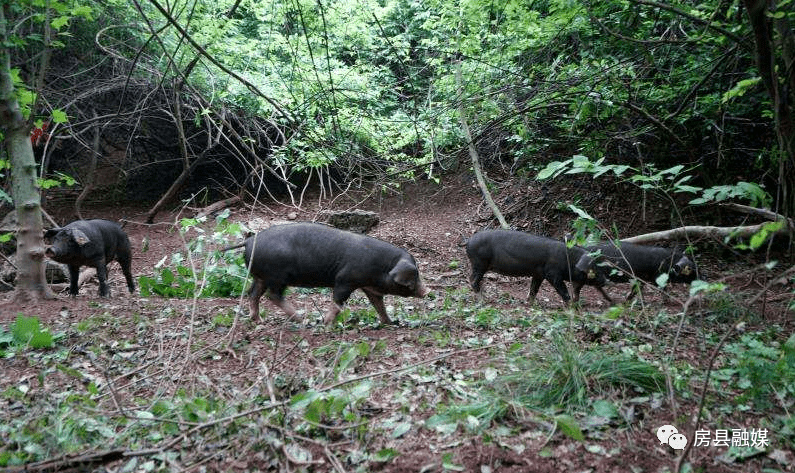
[138,213,249,299]
[0,315,56,355]
[714,333,795,411]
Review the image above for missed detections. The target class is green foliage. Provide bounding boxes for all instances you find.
[290,382,373,426]
[37,172,77,190]
[138,214,248,299]
[714,333,795,411]
[732,220,785,251]
[722,77,762,104]
[689,181,770,208]
[500,335,665,409]
[538,155,709,199]
[0,315,56,353]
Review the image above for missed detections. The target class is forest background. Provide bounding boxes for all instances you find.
[1,0,794,471]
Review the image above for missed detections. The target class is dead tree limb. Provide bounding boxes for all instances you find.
[74,109,100,220]
[621,221,788,245]
[455,60,508,229]
[721,202,795,229]
[194,195,241,219]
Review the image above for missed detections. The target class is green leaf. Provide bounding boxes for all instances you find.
[372,448,399,462]
[722,77,761,103]
[51,109,68,123]
[51,16,69,30]
[655,273,669,288]
[567,204,594,220]
[289,390,321,410]
[689,280,726,296]
[555,414,584,441]
[12,315,53,348]
[749,221,783,250]
[391,421,412,438]
[441,452,464,471]
[536,160,570,180]
[425,414,458,435]
[71,5,93,19]
[591,399,618,418]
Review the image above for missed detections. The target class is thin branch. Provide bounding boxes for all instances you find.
[142,0,295,124]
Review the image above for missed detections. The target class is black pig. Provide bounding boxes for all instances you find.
[226,222,429,325]
[465,229,605,305]
[44,219,135,297]
[573,241,698,303]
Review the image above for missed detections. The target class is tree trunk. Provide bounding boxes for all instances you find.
[1,4,55,302]
[743,0,795,215]
[74,110,100,219]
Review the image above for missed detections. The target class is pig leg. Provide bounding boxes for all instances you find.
[67,265,80,297]
[470,266,486,293]
[571,281,584,303]
[247,279,267,320]
[596,287,614,304]
[362,287,394,325]
[270,298,298,319]
[95,263,110,298]
[527,277,543,302]
[324,285,355,325]
[575,281,614,305]
[323,303,344,325]
[117,250,136,294]
[548,277,571,305]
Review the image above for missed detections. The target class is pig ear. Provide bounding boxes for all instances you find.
[575,253,593,273]
[389,260,417,288]
[69,228,90,246]
[674,256,694,276]
[43,228,59,240]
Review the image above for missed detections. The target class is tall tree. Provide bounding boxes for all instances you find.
[743,0,795,215]
[0,2,55,302]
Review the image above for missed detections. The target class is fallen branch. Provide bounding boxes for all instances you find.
[2,448,159,473]
[455,59,508,229]
[721,202,795,229]
[621,221,788,245]
[193,195,241,219]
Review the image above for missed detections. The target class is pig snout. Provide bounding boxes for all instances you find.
[416,281,430,297]
[673,256,693,275]
[388,259,429,298]
[672,255,698,282]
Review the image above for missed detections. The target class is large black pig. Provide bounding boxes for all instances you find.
[572,241,698,303]
[227,222,429,325]
[44,219,136,297]
[465,229,606,305]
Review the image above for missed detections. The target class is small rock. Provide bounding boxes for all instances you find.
[322,209,379,233]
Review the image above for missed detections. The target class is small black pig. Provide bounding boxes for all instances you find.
[573,241,698,303]
[44,219,136,297]
[465,229,605,305]
[226,222,429,325]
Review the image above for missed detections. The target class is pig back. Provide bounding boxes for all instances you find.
[466,229,584,279]
[244,222,418,290]
[593,242,689,282]
[86,219,130,257]
[56,219,129,262]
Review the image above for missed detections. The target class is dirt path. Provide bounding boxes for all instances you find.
[1,178,790,472]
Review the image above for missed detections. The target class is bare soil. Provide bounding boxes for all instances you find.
[1,174,793,472]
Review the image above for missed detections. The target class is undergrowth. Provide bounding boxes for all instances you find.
[2,218,791,471]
